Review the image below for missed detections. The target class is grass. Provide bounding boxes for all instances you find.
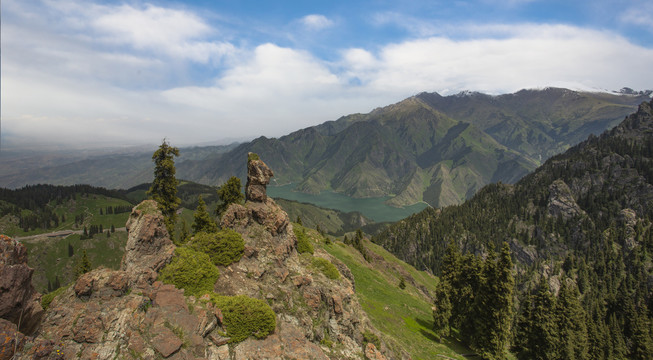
[22,230,128,293]
[321,237,470,360]
[1,194,133,237]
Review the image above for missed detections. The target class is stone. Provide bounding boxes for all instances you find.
[331,294,343,314]
[245,154,274,202]
[547,179,583,220]
[152,284,188,312]
[365,343,387,360]
[152,327,183,358]
[121,200,176,288]
[72,314,103,343]
[208,333,230,347]
[302,286,322,310]
[0,235,44,335]
[0,318,25,360]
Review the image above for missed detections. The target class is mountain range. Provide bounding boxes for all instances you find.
[2,88,649,211]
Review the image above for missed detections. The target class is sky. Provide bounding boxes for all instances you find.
[2,0,653,149]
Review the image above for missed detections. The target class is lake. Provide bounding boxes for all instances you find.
[267,184,429,223]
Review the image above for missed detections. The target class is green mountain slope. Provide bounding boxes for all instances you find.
[374,99,653,358]
[180,89,646,210]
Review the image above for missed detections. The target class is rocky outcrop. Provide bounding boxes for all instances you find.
[121,200,175,288]
[0,235,43,335]
[547,179,583,220]
[245,153,274,202]
[11,156,389,359]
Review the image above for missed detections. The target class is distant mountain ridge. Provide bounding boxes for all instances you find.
[178,88,649,208]
[1,88,649,210]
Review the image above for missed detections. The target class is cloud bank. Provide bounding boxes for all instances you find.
[2,0,653,148]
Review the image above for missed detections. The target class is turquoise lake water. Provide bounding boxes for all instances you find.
[267,184,429,223]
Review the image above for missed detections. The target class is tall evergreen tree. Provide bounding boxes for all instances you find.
[432,280,453,342]
[555,280,588,360]
[216,176,244,216]
[75,250,92,278]
[148,139,181,235]
[516,277,558,360]
[192,195,218,234]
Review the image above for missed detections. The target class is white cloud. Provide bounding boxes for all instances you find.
[620,2,653,32]
[300,14,334,31]
[3,0,653,148]
[92,4,234,62]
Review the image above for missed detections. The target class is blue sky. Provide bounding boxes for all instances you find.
[2,0,653,149]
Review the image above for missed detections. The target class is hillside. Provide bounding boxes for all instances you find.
[179,88,647,209]
[1,154,473,360]
[374,99,653,358]
[1,89,647,214]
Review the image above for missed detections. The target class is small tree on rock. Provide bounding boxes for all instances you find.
[216,176,244,216]
[148,139,181,235]
[192,195,218,234]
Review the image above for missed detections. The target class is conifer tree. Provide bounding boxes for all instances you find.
[216,176,244,216]
[516,277,558,360]
[432,280,453,342]
[192,195,218,234]
[555,280,588,360]
[75,250,92,278]
[148,139,181,235]
[178,219,190,246]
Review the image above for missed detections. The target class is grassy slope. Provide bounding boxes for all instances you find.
[22,231,128,293]
[302,226,471,359]
[0,194,133,238]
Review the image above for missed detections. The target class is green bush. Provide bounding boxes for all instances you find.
[159,247,220,297]
[210,294,276,342]
[41,285,69,310]
[247,153,260,162]
[294,227,314,255]
[311,257,340,280]
[189,230,245,266]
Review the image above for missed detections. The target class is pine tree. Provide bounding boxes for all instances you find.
[296,216,303,225]
[75,250,91,278]
[179,219,190,245]
[216,176,244,216]
[432,280,453,342]
[148,139,181,235]
[516,277,558,360]
[192,195,218,234]
[110,224,115,233]
[68,243,74,257]
[555,280,588,360]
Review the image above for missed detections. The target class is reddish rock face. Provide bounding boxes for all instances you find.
[121,200,175,288]
[0,235,43,335]
[246,154,274,202]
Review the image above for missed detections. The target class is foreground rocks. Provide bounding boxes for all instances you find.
[4,154,390,359]
[0,234,43,335]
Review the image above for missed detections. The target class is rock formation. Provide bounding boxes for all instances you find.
[121,200,175,288]
[245,152,274,202]
[547,179,583,220]
[0,234,43,335]
[5,153,389,359]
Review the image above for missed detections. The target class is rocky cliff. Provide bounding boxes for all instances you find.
[1,155,389,360]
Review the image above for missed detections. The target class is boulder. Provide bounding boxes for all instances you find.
[121,200,175,287]
[246,153,274,202]
[547,179,583,220]
[0,235,44,335]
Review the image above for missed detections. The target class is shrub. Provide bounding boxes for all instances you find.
[41,285,69,310]
[311,257,340,280]
[158,247,220,297]
[294,227,314,255]
[247,152,260,162]
[188,230,245,266]
[210,294,276,343]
